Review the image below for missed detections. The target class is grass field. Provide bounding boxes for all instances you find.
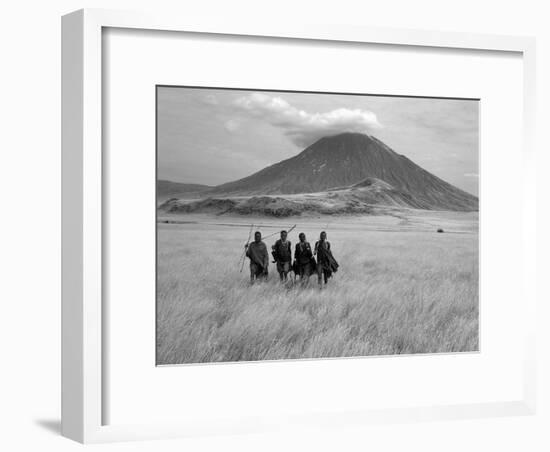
[156,210,478,365]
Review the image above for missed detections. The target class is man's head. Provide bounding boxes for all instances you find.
[280,230,287,241]
[254,231,262,243]
[299,232,306,242]
[320,231,327,241]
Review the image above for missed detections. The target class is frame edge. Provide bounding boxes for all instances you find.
[63,7,538,442]
[61,9,85,444]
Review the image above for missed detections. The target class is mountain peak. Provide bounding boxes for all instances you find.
[313,132,373,146]
[301,131,397,161]
[321,131,371,140]
[209,133,478,211]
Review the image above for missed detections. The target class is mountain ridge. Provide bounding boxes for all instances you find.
[157,179,213,202]
[205,133,477,211]
[159,133,478,212]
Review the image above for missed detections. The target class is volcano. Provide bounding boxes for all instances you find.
[207,133,478,211]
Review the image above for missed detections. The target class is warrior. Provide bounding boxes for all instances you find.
[245,231,269,283]
[294,232,314,285]
[314,231,339,288]
[272,230,292,282]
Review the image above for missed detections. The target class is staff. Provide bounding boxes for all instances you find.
[239,223,254,273]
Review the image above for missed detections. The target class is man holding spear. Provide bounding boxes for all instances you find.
[271,230,292,282]
[245,231,269,283]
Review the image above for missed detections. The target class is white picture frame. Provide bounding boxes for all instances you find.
[62,8,537,443]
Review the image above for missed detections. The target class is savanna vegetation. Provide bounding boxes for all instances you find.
[156,211,478,364]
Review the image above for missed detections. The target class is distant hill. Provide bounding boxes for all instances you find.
[157,180,212,202]
[206,133,477,211]
[159,176,468,217]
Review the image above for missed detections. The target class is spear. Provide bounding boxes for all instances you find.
[239,223,254,273]
[239,224,296,273]
[261,224,297,240]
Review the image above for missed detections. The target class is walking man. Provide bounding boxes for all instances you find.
[245,231,269,283]
[272,230,292,282]
[314,231,339,288]
[294,232,314,285]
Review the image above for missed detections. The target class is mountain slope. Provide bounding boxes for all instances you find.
[157,180,212,202]
[159,176,463,217]
[210,133,478,211]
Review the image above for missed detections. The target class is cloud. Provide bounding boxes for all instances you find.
[203,94,218,105]
[233,93,382,147]
[224,119,240,132]
[464,172,479,178]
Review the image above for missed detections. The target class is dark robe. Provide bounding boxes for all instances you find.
[246,241,269,272]
[294,241,316,276]
[294,241,313,264]
[315,240,339,275]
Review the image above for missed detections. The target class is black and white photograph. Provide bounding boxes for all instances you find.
[156,86,479,365]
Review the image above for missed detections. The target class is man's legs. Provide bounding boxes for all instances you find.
[277,262,284,282]
[301,263,311,286]
[317,265,330,287]
[281,262,290,282]
[249,264,255,283]
[250,263,259,283]
[260,264,268,282]
[317,265,324,287]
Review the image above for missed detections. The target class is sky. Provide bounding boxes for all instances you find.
[157,87,479,196]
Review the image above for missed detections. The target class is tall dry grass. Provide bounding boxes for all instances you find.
[156,215,478,364]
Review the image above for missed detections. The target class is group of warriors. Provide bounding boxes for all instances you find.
[244,229,339,288]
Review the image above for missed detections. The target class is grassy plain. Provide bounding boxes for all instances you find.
[156,210,478,364]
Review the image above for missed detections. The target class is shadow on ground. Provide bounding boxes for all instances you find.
[34,419,60,435]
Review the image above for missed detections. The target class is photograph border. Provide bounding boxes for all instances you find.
[154,83,482,367]
[62,8,537,443]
